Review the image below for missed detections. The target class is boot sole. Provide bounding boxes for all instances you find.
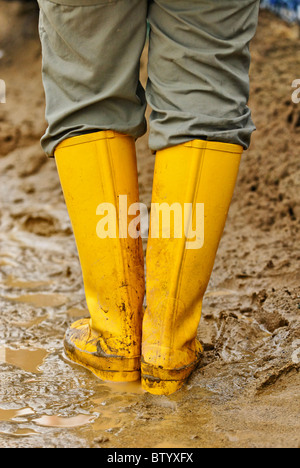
[64,320,141,383]
[141,358,201,396]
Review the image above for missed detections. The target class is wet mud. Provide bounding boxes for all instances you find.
[0,4,299,448]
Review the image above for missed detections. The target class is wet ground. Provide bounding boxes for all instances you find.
[0,3,299,448]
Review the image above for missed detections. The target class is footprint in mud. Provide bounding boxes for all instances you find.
[0,122,21,157]
[255,308,289,333]
[13,143,47,178]
[11,211,72,237]
[22,214,60,237]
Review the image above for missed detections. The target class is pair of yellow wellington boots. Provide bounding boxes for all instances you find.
[55,131,242,395]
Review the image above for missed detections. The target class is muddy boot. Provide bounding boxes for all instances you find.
[142,140,242,395]
[55,131,145,382]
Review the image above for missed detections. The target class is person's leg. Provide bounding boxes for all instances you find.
[38,0,148,157]
[146,0,260,151]
[142,0,260,394]
[38,0,147,381]
[56,132,145,382]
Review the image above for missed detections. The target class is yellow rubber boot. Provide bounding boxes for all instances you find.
[55,131,145,382]
[142,140,243,395]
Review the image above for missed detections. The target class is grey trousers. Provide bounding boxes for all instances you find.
[38,0,260,157]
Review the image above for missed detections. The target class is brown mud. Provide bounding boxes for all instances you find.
[0,3,299,448]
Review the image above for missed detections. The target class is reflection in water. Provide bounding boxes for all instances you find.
[66,307,89,319]
[3,276,53,290]
[205,289,239,298]
[2,293,69,308]
[100,380,145,395]
[0,407,34,422]
[0,428,38,437]
[0,347,48,373]
[34,414,96,428]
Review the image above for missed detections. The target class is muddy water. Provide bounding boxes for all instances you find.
[0,347,48,373]
[0,4,299,448]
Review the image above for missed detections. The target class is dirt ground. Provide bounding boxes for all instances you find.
[0,2,299,449]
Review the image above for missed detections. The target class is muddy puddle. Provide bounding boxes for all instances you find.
[0,3,299,448]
